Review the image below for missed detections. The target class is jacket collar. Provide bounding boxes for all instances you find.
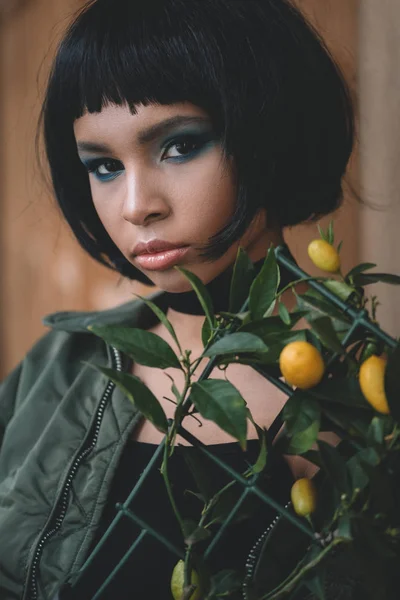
[42,290,168,333]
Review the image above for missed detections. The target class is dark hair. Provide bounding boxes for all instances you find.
[38,0,354,284]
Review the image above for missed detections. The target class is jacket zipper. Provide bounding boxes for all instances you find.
[24,345,122,600]
[242,501,292,600]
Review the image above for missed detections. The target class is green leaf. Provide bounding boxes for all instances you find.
[321,405,372,440]
[278,301,291,325]
[345,263,377,280]
[201,317,213,348]
[246,410,268,474]
[204,332,269,358]
[134,294,181,351]
[88,325,181,369]
[310,376,368,409]
[318,439,351,496]
[308,315,344,354]
[243,327,307,352]
[337,514,353,540]
[229,247,256,312]
[191,380,247,450]
[239,312,306,336]
[249,248,280,320]
[360,340,379,363]
[305,329,323,354]
[296,291,351,323]
[164,372,181,403]
[323,279,355,301]
[327,219,334,245]
[182,520,211,546]
[353,272,400,286]
[277,424,323,463]
[318,224,328,242]
[367,416,385,446]
[264,299,277,319]
[182,518,197,538]
[385,340,400,424]
[251,431,268,474]
[219,310,248,323]
[283,391,321,436]
[347,447,380,491]
[89,365,168,432]
[287,420,320,454]
[221,331,307,367]
[337,240,343,254]
[176,267,215,327]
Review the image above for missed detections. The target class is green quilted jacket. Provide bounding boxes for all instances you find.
[0,292,171,600]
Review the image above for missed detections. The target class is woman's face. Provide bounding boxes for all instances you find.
[74,101,275,292]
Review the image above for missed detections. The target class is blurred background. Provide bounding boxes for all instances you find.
[0,0,399,377]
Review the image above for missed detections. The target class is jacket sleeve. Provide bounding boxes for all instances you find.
[0,329,72,452]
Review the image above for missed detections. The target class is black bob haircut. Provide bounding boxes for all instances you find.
[39,0,354,285]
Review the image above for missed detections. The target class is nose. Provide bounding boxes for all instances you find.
[121,169,170,226]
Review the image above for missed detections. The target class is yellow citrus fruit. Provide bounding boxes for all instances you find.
[291,478,317,517]
[279,341,325,389]
[359,355,390,414]
[171,560,201,600]
[308,239,340,273]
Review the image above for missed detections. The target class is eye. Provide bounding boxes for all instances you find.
[162,133,214,161]
[84,158,124,182]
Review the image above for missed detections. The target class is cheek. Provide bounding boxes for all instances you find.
[178,163,237,235]
[89,184,119,237]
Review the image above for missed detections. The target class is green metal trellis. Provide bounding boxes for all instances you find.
[66,245,398,600]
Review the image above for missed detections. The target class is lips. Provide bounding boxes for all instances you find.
[133,239,187,256]
[132,240,190,271]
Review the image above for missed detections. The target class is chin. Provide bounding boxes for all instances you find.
[139,270,197,294]
[141,263,220,294]
[158,280,196,294]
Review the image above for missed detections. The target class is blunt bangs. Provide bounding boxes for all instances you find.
[40,0,355,282]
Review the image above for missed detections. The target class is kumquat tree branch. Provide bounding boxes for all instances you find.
[88,221,400,600]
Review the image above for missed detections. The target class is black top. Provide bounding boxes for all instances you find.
[63,438,294,600]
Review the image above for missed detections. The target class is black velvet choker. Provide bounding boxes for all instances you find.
[165,246,294,316]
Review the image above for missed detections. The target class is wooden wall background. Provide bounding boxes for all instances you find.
[0,0,359,377]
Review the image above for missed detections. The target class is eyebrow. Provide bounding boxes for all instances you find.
[76,115,211,154]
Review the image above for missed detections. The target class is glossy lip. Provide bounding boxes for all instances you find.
[134,246,190,271]
[132,239,187,256]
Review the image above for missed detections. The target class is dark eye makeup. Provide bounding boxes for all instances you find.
[80,131,217,182]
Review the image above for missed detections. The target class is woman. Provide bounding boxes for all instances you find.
[0,0,354,598]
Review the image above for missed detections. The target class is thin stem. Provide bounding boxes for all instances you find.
[160,438,185,533]
[160,365,192,531]
[189,354,205,378]
[162,396,177,405]
[183,546,193,595]
[168,367,192,450]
